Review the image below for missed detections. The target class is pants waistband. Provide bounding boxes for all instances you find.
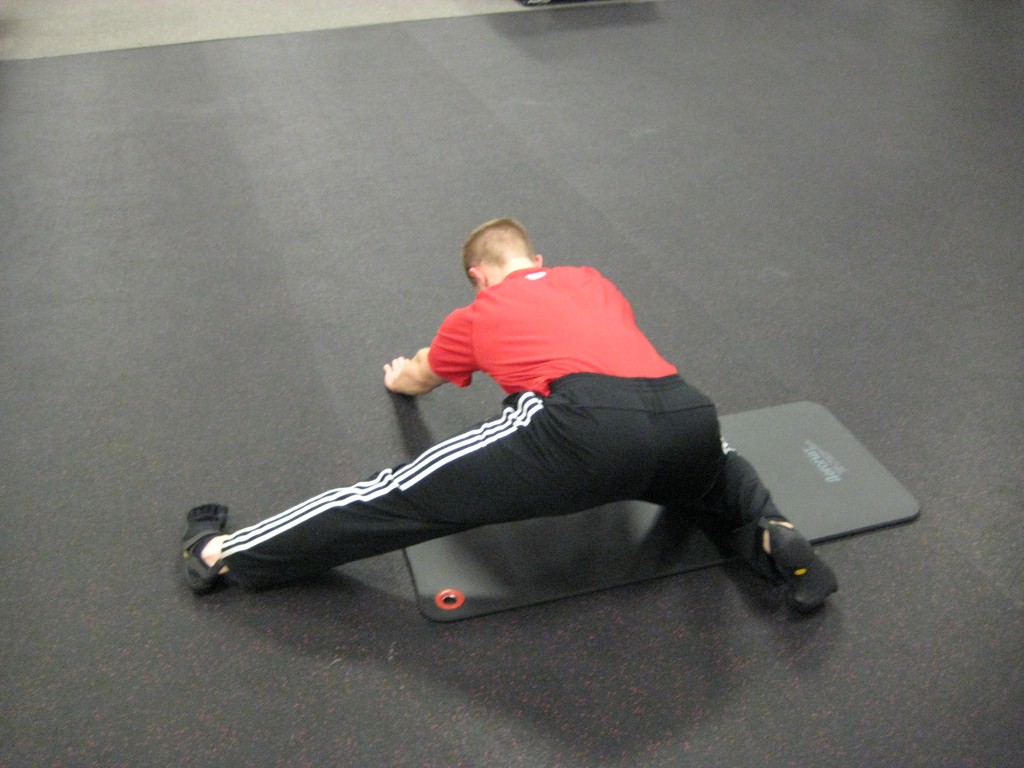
[543,373,715,412]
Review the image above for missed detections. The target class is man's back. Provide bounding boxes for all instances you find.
[430,265,677,395]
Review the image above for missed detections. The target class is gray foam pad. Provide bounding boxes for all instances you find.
[405,402,918,620]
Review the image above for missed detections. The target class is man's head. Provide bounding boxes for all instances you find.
[462,218,538,289]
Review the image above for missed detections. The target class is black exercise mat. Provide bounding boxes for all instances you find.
[405,402,919,620]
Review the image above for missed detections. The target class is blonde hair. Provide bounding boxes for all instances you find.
[462,217,535,283]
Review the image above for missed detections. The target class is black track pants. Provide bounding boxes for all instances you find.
[220,374,784,589]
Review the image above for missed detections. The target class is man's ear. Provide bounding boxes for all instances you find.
[534,254,544,268]
[467,265,485,289]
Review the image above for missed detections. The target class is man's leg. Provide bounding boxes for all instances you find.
[181,393,548,591]
[703,442,838,612]
[181,389,637,593]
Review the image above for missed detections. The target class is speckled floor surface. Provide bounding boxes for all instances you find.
[1,2,1021,766]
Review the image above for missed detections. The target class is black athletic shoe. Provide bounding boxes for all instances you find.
[181,504,229,595]
[763,519,838,613]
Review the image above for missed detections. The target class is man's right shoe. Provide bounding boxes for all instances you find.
[763,519,838,613]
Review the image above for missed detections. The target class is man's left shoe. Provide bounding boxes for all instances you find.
[764,519,838,613]
[181,503,229,595]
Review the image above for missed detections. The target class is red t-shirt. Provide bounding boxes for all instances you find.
[428,266,677,396]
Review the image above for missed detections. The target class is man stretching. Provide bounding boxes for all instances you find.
[182,218,837,613]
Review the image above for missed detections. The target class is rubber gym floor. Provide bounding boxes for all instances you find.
[1,2,1021,766]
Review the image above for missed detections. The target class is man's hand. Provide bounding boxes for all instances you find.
[383,348,446,396]
[383,356,412,391]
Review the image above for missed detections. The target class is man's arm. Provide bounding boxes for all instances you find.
[383,347,447,396]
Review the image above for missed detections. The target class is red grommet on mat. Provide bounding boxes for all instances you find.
[434,589,465,611]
